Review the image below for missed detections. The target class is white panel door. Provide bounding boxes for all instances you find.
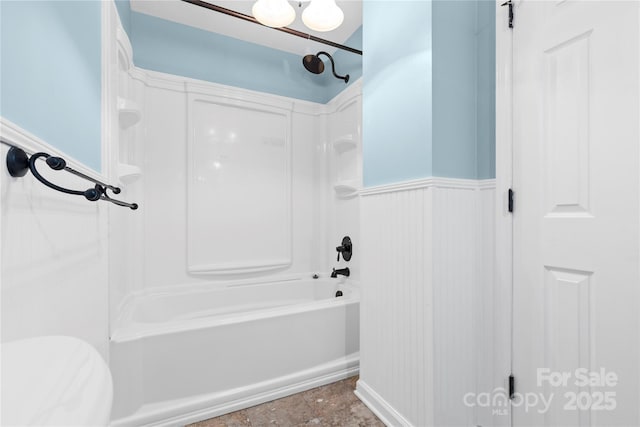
[512,1,640,426]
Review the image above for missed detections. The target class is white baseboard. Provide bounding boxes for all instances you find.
[110,356,359,427]
[354,380,415,427]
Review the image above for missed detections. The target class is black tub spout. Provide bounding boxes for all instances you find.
[331,267,350,278]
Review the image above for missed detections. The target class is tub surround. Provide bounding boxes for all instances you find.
[186,91,293,276]
[106,10,363,425]
[110,64,363,299]
[106,0,362,321]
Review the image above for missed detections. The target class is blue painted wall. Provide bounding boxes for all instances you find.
[131,11,318,103]
[325,26,363,102]
[0,1,102,171]
[362,1,432,187]
[125,9,361,104]
[476,0,496,179]
[362,0,495,186]
[432,0,478,179]
[115,0,132,36]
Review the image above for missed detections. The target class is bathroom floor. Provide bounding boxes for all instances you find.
[188,376,383,427]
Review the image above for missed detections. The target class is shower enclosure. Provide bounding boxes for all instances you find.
[104,4,362,424]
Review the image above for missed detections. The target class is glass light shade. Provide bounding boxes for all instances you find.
[252,0,296,28]
[302,0,344,32]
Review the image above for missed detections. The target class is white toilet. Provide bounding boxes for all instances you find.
[2,336,113,426]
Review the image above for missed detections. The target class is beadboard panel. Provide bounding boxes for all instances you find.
[432,186,479,425]
[0,119,110,360]
[358,179,495,427]
[359,187,434,427]
[476,186,497,427]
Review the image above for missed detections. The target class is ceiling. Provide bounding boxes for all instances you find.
[130,0,362,56]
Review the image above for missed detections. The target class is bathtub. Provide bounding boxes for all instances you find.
[109,277,359,426]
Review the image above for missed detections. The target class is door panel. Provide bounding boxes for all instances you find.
[512,1,640,426]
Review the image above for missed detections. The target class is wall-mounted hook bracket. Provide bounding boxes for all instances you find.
[6,145,29,177]
[5,146,138,210]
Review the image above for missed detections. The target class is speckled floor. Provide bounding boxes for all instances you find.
[188,376,384,427]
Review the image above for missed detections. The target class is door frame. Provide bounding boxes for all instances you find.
[494,1,514,426]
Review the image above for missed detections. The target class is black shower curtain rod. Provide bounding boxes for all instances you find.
[180,0,363,56]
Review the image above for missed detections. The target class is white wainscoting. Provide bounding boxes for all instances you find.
[357,178,495,427]
[0,118,110,360]
[358,185,434,427]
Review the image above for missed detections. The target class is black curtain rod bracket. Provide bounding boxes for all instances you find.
[5,145,138,210]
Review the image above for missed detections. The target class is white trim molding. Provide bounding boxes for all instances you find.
[355,380,415,427]
[360,177,496,196]
[494,1,514,426]
[0,117,108,183]
[128,65,363,117]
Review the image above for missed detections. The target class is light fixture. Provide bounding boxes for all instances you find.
[302,0,344,32]
[252,0,296,28]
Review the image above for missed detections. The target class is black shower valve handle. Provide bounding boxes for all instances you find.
[335,236,353,262]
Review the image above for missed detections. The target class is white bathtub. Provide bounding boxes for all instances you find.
[109,278,359,426]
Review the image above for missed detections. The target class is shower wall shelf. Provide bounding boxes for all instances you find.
[333,180,359,198]
[118,97,142,129]
[117,163,142,184]
[331,134,357,154]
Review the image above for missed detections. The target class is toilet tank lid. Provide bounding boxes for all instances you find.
[2,335,113,426]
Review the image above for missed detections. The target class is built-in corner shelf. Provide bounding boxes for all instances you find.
[118,97,142,129]
[333,180,360,198]
[117,163,142,184]
[331,134,357,154]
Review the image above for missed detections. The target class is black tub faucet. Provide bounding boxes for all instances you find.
[331,267,350,278]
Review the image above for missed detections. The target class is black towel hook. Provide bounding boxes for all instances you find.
[5,145,138,210]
